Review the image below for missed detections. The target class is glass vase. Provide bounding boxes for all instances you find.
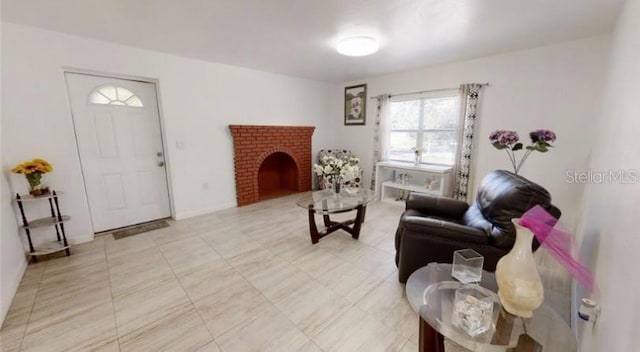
[26,172,50,196]
[495,219,544,317]
[332,178,342,194]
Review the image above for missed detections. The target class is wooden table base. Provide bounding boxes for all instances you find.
[420,317,445,352]
[307,205,366,244]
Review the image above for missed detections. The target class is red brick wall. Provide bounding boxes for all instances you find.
[229,125,315,206]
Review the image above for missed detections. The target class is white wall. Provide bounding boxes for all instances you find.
[1,22,337,245]
[0,156,28,324]
[576,0,640,350]
[334,35,611,229]
[0,22,337,325]
[0,34,29,324]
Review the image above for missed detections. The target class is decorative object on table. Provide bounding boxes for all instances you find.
[495,218,544,318]
[313,155,361,194]
[332,177,342,194]
[392,172,411,201]
[452,285,497,337]
[520,205,597,293]
[394,170,561,283]
[399,172,411,185]
[452,249,484,284]
[344,169,363,195]
[412,147,421,166]
[489,129,556,174]
[316,149,360,190]
[404,173,411,185]
[496,205,597,318]
[423,176,438,190]
[16,190,71,262]
[11,158,53,196]
[344,84,367,125]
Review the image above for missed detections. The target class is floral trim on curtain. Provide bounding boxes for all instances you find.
[370,94,390,190]
[453,84,483,201]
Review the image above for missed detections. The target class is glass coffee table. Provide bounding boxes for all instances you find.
[406,263,577,352]
[296,189,375,244]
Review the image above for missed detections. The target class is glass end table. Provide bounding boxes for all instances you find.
[295,189,375,244]
[406,263,577,352]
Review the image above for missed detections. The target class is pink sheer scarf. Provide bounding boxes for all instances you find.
[519,205,596,293]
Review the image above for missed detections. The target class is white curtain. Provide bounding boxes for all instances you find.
[452,84,484,201]
[370,94,391,190]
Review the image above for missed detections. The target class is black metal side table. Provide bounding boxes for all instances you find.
[16,190,71,262]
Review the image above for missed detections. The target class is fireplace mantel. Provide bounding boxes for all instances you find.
[229,125,315,206]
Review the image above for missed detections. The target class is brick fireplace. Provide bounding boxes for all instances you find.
[229,125,315,206]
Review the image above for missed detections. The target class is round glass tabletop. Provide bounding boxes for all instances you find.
[295,189,375,214]
[406,263,577,352]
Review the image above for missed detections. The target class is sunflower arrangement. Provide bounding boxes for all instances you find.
[11,158,53,195]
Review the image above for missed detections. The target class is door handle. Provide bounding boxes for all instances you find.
[158,161,165,167]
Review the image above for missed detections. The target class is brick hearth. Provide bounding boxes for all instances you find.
[229,125,315,206]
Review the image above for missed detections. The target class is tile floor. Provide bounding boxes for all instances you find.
[1,194,571,352]
[1,195,421,352]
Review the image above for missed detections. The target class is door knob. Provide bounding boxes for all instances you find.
[158,161,165,167]
[157,152,163,157]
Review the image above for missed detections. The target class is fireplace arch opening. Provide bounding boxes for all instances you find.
[257,152,299,200]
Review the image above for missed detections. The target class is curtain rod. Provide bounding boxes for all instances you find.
[369,82,490,100]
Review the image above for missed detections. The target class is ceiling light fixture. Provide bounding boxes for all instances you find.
[336,36,379,57]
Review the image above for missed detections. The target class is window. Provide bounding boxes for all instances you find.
[88,86,143,107]
[388,91,461,166]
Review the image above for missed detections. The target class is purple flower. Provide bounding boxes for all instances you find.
[489,130,503,142]
[499,131,520,146]
[530,129,556,143]
[490,130,520,146]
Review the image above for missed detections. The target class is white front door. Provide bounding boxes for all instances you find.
[65,73,171,232]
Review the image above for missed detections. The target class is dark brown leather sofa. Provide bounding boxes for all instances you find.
[394,170,560,283]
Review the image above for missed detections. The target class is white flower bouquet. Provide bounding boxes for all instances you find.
[314,155,361,190]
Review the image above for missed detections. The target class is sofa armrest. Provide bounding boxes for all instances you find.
[401,215,489,245]
[405,192,469,219]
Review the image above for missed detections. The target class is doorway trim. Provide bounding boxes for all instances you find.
[62,67,176,233]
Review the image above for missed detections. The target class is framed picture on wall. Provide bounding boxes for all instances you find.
[344,84,367,125]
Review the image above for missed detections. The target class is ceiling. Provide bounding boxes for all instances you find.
[1,0,623,82]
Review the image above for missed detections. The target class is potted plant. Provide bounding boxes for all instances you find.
[489,129,556,174]
[11,158,53,196]
[313,155,361,193]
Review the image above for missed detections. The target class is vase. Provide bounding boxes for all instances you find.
[495,218,544,318]
[321,178,332,190]
[29,184,50,197]
[26,172,50,196]
[332,178,342,194]
[414,153,420,166]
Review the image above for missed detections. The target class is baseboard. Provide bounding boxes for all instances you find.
[68,235,95,245]
[174,202,237,220]
[0,254,28,326]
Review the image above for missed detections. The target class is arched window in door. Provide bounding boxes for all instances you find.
[88,86,144,107]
